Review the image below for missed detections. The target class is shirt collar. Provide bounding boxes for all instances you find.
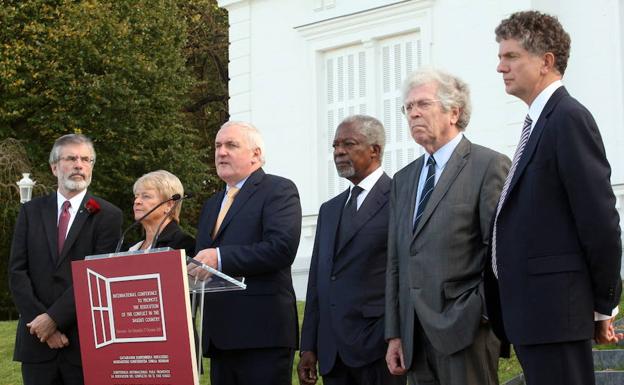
[352,166,383,192]
[528,80,563,127]
[426,132,463,168]
[57,189,87,211]
[226,177,249,193]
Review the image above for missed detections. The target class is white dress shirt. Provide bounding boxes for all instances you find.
[56,189,87,238]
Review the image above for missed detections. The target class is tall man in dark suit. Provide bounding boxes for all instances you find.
[385,68,510,385]
[486,11,622,385]
[9,134,123,385]
[190,121,302,385]
[298,115,405,385]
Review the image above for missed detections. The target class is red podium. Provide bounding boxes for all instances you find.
[72,249,199,385]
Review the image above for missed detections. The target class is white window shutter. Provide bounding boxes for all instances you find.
[321,33,423,200]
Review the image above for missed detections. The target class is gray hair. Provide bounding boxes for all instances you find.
[339,115,386,158]
[220,121,266,165]
[133,170,185,222]
[402,68,472,131]
[49,134,96,164]
[495,10,570,75]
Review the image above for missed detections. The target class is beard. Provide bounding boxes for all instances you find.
[60,172,91,192]
[335,162,355,179]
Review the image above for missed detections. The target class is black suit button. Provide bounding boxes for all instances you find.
[330,303,336,308]
[331,275,336,281]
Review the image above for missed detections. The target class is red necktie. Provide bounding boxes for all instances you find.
[58,200,71,254]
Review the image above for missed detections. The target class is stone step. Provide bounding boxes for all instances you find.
[594,349,624,370]
[503,371,624,385]
[595,370,624,385]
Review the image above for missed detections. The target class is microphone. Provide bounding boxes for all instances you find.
[114,194,182,253]
[149,192,194,250]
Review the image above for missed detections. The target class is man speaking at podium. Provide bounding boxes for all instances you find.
[191,121,302,385]
[9,134,123,385]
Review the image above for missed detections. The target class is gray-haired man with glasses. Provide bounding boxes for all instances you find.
[9,134,122,385]
[385,68,510,385]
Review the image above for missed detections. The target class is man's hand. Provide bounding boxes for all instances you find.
[386,338,407,375]
[187,248,218,280]
[26,313,57,342]
[46,331,69,349]
[297,351,318,385]
[594,317,624,345]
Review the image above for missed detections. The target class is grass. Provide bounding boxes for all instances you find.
[3,297,623,384]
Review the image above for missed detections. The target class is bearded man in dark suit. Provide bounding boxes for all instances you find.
[9,134,123,385]
[486,11,622,385]
[191,121,302,385]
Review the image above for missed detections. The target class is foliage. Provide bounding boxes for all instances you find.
[0,139,54,320]
[0,0,229,319]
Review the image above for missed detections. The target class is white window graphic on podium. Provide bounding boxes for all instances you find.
[87,269,167,349]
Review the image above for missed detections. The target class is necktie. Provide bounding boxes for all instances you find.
[337,185,364,249]
[413,156,436,232]
[58,200,71,255]
[213,187,239,237]
[491,114,533,278]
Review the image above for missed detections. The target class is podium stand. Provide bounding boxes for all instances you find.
[72,248,245,385]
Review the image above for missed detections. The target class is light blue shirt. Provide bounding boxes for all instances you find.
[413,132,464,225]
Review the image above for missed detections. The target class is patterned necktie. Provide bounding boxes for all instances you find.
[213,187,239,237]
[491,114,533,278]
[58,200,71,255]
[413,156,436,232]
[337,185,364,249]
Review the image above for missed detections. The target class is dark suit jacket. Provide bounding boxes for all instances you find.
[385,137,510,369]
[153,221,196,258]
[301,172,391,375]
[486,86,622,346]
[9,192,122,364]
[195,168,302,353]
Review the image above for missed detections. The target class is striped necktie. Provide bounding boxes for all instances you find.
[491,114,533,278]
[413,155,436,232]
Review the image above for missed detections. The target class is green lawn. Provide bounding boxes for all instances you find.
[3,297,624,385]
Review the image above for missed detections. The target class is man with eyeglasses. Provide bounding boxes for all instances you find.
[384,68,510,385]
[9,134,122,385]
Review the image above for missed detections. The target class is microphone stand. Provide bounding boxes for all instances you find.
[149,193,193,250]
[114,194,181,253]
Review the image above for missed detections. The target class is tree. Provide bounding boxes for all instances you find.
[0,0,231,319]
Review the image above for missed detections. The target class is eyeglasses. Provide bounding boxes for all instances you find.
[401,99,441,115]
[59,155,95,165]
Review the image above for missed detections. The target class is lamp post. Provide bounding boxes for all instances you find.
[16,173,36,203]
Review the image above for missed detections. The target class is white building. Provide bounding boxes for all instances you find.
[217,0,624,299]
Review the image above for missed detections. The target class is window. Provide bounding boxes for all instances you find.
[322,32,425,199]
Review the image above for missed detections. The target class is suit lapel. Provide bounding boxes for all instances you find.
[207,190,225,245]
[325,189,348,261]
[42,193,59,263]
[58,194,90,265]
[335,173,391,255]
[413,137,470,238]
[504,87,567,203]
[408,157,425,232]
[212,168,264,241]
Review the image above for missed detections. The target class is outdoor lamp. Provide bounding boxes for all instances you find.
[17,173,36,203]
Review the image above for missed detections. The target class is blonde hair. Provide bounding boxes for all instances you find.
[133,170,184,222]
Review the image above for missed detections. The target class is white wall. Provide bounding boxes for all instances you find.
[218,0,624,298]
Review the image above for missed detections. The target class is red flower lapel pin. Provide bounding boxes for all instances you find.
[84,198,101,215]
